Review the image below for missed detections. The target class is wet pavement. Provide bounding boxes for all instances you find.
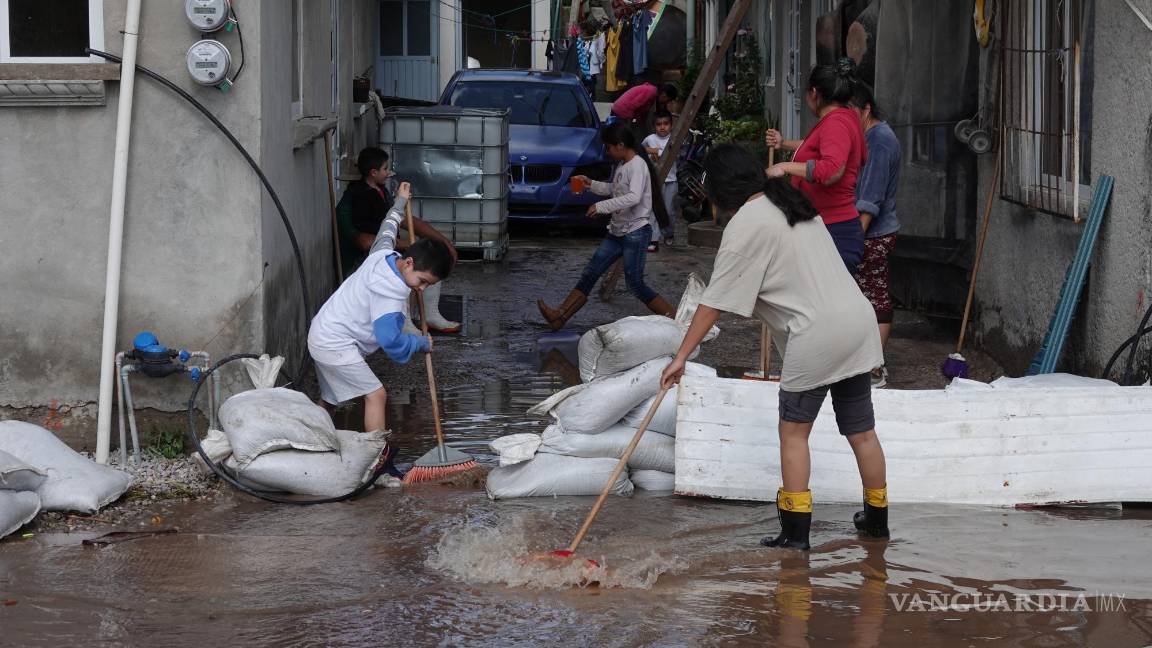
[3,232,1150,647]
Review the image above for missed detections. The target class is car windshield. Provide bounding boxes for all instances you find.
[448,81,596,129]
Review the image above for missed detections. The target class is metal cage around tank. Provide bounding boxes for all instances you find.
[379,106,510,260]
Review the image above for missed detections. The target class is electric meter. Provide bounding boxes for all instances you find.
[186,40,232,86]
[184,0,231,33]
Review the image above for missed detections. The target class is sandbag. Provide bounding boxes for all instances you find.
[485,453,634,500]
[0,491,40,538]
[488,433,542,467]
[620,362,718,436]
[227,429,387,497]
[191,428,233,475]
[578,316,719,382]
[528,357,669,435]
[0,421,132,513]
[538,424,675,473]
[630,469,675,491]
[674,273,711,327]
[0,449,47,491]
[218,387,339,469]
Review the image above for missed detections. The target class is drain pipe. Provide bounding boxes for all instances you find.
[95,0,143,464]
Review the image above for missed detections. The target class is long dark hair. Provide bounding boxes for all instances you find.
[703,144,818,226]
[807,57,860,107]
[848,80,884,120]
[601,121,669,227]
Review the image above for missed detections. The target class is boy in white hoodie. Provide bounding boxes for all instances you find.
[308,182,454,435]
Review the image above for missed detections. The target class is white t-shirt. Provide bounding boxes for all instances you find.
[642,133,677,182]
[589,154,653,237]
[308,250,411,366]
[700,195,882,391]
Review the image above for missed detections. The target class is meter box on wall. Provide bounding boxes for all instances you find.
[380,107,510,261]
[185,0,232,33]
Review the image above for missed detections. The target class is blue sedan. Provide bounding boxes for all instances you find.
[440,69,611,222]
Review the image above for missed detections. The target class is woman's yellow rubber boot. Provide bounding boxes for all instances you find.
[761,489,812,550]
[854,486,890,538]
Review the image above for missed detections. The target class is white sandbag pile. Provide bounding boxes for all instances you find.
[218,388,340,468]
[528,357,673,435]
[629,470,675,491]
[0,448,47,537]
[215,388,391,496]
[225,429,389,497]
[0,421,132,515]
[486,453,633,499]
[487,278,720,499]
[577,274,719,382]
[0,491,41,538]
[0,448,47,491]
[539,424,675,473]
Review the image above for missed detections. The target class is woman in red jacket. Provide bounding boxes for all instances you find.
[764,58,867,274]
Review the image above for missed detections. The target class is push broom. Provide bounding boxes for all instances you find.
[529,386,670,573]
[402,201,478,484]
[942,144,1002,380]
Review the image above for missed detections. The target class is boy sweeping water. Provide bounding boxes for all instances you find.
[308,181,454,439]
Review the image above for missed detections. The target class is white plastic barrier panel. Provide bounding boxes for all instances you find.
[674,376,1152,505]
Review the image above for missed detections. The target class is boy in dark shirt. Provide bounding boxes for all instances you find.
[338,147,462,333]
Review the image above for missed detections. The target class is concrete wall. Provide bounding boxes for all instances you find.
[973,1,1152,378]
[0,0,379,448]
[0,1,264,446]
[258,0,378,379]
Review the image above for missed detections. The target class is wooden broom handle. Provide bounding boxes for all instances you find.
[405,201,446,448]
[758,146,776,378]
[567,386,670,554]
[956,150,1002,354]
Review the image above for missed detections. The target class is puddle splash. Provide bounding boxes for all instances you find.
[426,515,688,590]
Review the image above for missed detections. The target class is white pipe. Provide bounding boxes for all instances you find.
[95,0,144,464]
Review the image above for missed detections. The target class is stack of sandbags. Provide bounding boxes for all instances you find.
[486,277,720,499]
[0,447,45,538]
[0,421,134,536]
[214,388,392,497]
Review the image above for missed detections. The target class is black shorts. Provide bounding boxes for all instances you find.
[778,372,875,436]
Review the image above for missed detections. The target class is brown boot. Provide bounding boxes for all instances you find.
[537,289,587,330]
[646,295,676,318]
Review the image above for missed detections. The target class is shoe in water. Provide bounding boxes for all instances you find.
[853,503,890,539]
[759,509,811,550]
[647,242,659,253]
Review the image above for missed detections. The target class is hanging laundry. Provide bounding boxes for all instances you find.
[577,37,592,80]
[590,31,606,77]
[617,18,634,86]
[632,9,651,76]
[605,23,626,92]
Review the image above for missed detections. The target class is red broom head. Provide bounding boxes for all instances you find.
[401,460,479,484]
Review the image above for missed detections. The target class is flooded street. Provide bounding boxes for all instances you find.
[3,236,1150,646]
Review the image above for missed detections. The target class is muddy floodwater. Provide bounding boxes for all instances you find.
[3,375,1151,646]
[2,240,1149,646]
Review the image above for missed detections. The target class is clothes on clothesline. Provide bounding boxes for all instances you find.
[605,23,625,91]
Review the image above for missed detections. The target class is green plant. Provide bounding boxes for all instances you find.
[714,27,764,121]
[144,423,186,460]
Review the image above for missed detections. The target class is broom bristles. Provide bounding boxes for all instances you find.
[402,459,479,484]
